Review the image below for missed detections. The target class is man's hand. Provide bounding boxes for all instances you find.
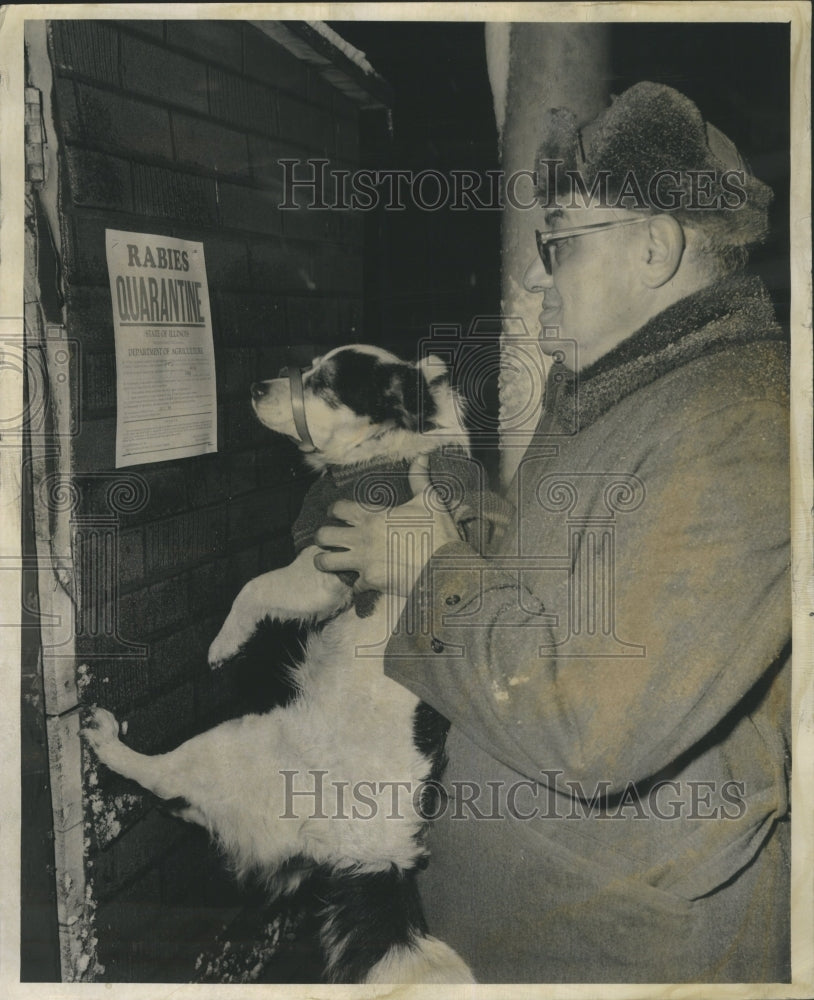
[313,455,462,595]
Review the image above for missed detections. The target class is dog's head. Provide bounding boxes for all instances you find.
[251,344,464,469]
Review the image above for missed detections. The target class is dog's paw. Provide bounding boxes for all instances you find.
[207,631,236,670]
[208,621,254,669]
[81,706,121,760]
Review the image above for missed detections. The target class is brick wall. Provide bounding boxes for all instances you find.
[47,19,369,981]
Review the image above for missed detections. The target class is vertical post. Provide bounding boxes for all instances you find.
[494,23,611,487]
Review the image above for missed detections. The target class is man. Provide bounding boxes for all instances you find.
[314,83,790,982]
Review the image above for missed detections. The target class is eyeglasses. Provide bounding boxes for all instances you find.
[535,217,650,275]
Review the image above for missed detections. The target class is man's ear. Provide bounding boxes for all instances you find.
[641,214,685,288]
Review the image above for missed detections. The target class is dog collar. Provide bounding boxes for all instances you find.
[280,365,318,453]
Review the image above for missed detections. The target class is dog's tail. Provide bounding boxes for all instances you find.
[315,865,474,984]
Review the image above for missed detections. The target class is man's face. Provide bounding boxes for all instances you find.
[526,206,652,371]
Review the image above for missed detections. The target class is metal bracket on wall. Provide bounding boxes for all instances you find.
[25,86,46,185]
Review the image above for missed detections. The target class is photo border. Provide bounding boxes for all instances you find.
[1,3,810,998]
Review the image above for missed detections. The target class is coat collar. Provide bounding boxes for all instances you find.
[542,274,784,435]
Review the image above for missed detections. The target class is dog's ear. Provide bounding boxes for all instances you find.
[417,354,449,386]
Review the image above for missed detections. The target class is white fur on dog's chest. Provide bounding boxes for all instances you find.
[195,601,430,877]
[280,602,429,867]
[297,599,419,731]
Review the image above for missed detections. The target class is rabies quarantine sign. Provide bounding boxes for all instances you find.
[106,230,217,468]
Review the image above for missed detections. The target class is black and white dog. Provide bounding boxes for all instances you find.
[83,345,488,984]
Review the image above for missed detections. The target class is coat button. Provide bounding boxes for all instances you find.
[444,594,461,606]
[431,637,444,653]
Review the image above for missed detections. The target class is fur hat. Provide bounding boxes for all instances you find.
[535,81,772,247]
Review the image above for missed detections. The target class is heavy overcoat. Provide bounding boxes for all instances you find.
[386,275,791,982]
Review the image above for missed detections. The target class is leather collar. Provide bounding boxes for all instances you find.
[281,366,317,453]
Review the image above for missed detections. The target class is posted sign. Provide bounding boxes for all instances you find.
[106,229,217,468]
